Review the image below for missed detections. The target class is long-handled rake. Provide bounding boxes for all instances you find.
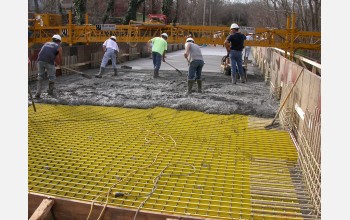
[164,61,183,76]
[265,67,305,130]
[60,66,92,79]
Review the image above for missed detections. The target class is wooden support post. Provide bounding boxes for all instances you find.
[29,199,54,220]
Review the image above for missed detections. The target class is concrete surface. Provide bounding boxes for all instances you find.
[28,46,279,118]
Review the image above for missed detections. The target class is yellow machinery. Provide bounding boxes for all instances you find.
[28,11,320,60]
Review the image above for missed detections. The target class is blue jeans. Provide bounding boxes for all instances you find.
[37,61,56,81]
[244,47,251,58]
[101,48,117,68]
[229,50,244,78]
[152,52,162,70]
[188,60,204,80]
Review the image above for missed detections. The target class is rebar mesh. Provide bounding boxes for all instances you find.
[29,104,317,219]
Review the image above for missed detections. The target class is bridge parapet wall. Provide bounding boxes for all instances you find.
[252,47,321,218]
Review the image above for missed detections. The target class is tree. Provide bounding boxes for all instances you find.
[34,0,40,13]
[308,0,320,31]
[173,0,179,24]
[102,0,115,24]
[151,0,157,14]
[162,0,174,23]
[124,0,145,24]
[73,0,87,25]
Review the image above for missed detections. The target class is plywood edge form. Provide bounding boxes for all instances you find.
[28,192,212,220]
[29,198,54,220]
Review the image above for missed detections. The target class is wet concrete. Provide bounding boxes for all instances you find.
[28,46,279,118]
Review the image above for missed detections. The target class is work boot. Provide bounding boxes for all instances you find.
[34,79,43,98]
[95,67,105,78]
[153,69,159,78]
[187,80,195,94]
[232,74,237,84]
[244,57,248,66]
[47,81,54,95]
[240,74,246,83]
[113,68,118,76]
[197,80,202,93]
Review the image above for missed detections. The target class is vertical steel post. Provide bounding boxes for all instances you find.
[85,13,89,45]
[203,0,206,26]
[290,13,296,60]
[285,15,290,58]
[68,10,73,46]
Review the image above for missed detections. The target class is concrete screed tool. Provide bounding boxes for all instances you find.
[59,66,92,79]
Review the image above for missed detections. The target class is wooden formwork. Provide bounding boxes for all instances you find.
[28,55,79,81]
[253,47,321,218]
[29,193,207,220]
[91,52,104,69]
[62,55,78,75]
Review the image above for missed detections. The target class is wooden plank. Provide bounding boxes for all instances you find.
[28,193,210,220]
[29,199,54,220]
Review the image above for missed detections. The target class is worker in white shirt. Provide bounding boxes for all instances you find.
[244,33,254,65]
[95,36,120,78]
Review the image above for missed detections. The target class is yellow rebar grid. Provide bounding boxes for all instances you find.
[28,104,317,219]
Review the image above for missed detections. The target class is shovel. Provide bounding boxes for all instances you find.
[165,61,183,76]
[265,67,304,130]
[60,66,92,79]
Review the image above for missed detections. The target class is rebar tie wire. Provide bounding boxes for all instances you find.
[83,121,196,220]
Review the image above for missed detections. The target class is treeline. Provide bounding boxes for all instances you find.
[30,0,320,31]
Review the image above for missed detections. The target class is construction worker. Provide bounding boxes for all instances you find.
[244,32,254,65]
[95,36,119,78]
[184,37,204,94]
[147,33,168,78]
[224,23,246,84]
[34,34,63,98]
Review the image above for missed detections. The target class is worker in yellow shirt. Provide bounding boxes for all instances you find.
[147,33,168,78]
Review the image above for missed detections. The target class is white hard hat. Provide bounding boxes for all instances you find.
[52,34,62,41]
[230,23,239,29]
[186,37,194,43]
[161,33,168,38]
[110,36,117,40]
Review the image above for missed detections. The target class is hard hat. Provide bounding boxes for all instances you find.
[186,37,194,43]
[161,33,168,38]
[52,34,62,41]
[230,23,239,29]
[110,36,117,40]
